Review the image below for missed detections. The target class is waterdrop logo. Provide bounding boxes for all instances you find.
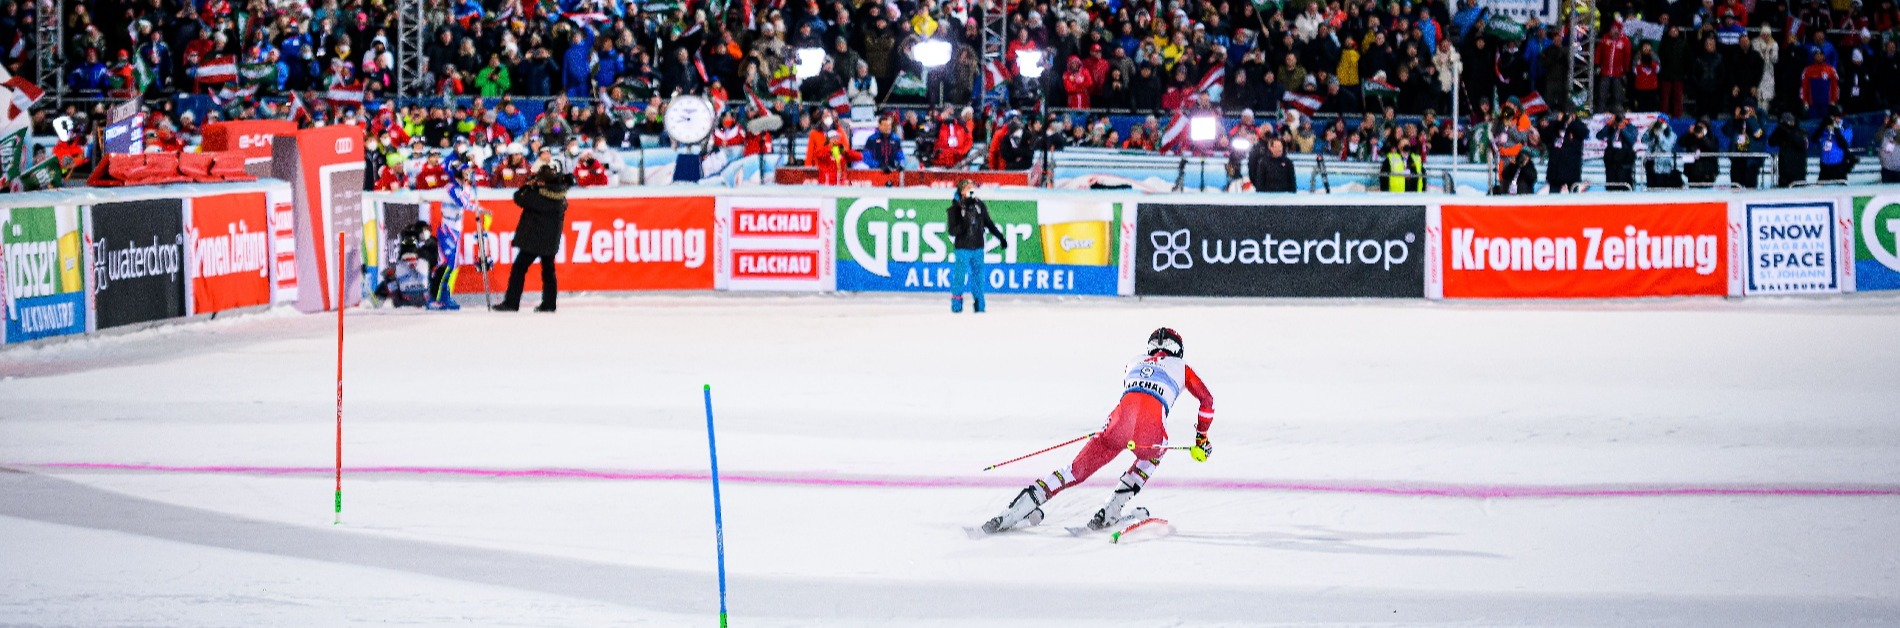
[1151,229,1192,271]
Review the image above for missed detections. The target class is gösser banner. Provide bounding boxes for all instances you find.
[1135,204,1425,298]
[2,206,88,344]
[719,197,836,291]
[188,192,273,313]
[1851,195,1900,292]
[1439,202,1728,298]
[89,198,189,329]
[835,196,1121,295]
[452,196,717,294]
[1744,200,1840,295]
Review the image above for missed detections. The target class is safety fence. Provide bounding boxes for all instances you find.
[7,181,1898,347]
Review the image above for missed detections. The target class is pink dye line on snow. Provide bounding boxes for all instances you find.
[21,462,1900,498]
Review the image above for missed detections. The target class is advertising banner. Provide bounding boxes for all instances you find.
[272,124,365,312]
[1134,204,1425,298]
[102,98,145,155]
[89,199,187,329]
[834,196,1121,295]
[187,192,272,314]
[1851,194,1900,292]
[451,196,717,294]
[200,119,299,177]
[1743,200,1839,295]
[2,206,88,343]
[267,188,298,303]
[1440,202,1728,298]
[719,197,836,291]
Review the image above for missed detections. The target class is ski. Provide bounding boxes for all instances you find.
[1109,517,1173,544]
[1064,510,1156,537]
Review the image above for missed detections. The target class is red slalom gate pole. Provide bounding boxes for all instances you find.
[334,231,345,525]
[981,433,1094,472]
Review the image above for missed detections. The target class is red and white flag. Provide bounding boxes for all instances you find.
[212,83,257,104]
[745,86,770,115]
[3,75,44,112]
[561,11,610,23]
[195,55,238,83]
[1282,90,1324,116]
[288,91,311,123]
[327,83,366,105]
[828,89,850,115]
[984,59,1008,91]
[770,75,796,99]
[1196,65,1225,94]
[1521,91,1549,116]
[1159,113,1189,153]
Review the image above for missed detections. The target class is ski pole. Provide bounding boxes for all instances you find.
[982,433,1095,472]
[1125,441,1196,452]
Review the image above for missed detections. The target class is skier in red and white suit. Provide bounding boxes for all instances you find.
[983,327,1214,533]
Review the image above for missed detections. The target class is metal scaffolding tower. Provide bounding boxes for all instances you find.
[35,0,62,106]
[1564,0,1595,112]
[397,0,426,95]
[979,0,1007,112]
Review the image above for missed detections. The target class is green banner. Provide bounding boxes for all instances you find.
[18,159,62,191]
[1486,14,1527,41]
[834,196,1121,295]
[1852,195,1900,291]
[0,127,24,182]
[3,205,89,342]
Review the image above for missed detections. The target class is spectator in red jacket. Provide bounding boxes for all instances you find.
[933,109,974,168]
[572,152,611,186]
[1062,57,1093,109]
[1595,24,1633,113]
[413,152,450,190]
[1800,49,1841,120]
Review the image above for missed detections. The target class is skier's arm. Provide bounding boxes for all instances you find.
[1184,365,1215,434]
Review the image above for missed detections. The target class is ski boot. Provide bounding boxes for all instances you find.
[980,487,1046,534]
[1088,505,1150,531]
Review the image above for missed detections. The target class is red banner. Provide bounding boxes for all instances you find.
[452,196,716,293]
[189,192,272,313]
[1440,202,1728,298]
[772,168,1031,187]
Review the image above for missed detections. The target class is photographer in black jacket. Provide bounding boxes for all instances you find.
[1248,137,1297,192]
[493,166,572,312]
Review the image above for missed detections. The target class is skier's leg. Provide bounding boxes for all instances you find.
[987,405,1136,531]
[1091,407,1170,529]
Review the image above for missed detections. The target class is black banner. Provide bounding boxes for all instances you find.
[1135,204,1426,297]
[90,199,188,329]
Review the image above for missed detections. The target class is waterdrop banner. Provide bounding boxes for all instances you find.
[1439,202,1728,299]
[187,192,273,314]
[88,198,188,329]
[834,196,1122,296]
[2,206,89,344]
[1849,194,1900,292]
[1134,204,1425,298]
[1743,200,1841,295]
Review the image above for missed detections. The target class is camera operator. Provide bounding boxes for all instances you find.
[493,166,572,313]
[1813,108,1856,183]
[1248,137,1297,192]
[861,115,907,173]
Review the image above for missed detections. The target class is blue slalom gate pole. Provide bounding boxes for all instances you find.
[703,384,729,628]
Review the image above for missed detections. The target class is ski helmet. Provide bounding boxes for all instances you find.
[1146,327,1184,358]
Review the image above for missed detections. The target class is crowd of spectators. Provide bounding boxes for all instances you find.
[3,0,1897,188]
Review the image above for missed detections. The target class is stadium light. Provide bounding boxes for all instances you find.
[1189,115,1218,143]
[794,48,826,79]
[1231,136,1254,153]
[1016,50,1047,79]
[915,40,953,69]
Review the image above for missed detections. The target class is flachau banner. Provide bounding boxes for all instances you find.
[834,196,1122,295]
[719,197,837,292]
[1440,202,1728,298]
[2,206,88,343]
[1743,200,1839,295]
[1134,203,1425,298]
[1851,195,1900,292]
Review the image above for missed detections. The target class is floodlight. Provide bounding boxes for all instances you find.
[794,48,826,79]
[1189,115,1217,143]
[1016,50,1047,79]
[1231,136,1253,153]
[915,40,953,68]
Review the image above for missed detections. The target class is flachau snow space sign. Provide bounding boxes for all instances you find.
[835,197,1121,295]
[1744,200,1839,295]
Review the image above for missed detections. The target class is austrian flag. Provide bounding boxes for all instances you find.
[195,56,238,83]
[327,83,366,105]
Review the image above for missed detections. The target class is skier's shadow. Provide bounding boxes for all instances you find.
[1168,526,1505,558]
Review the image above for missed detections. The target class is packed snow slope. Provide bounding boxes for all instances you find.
[2,294,1898,627]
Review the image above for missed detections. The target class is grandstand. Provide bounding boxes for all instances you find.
[0,0,1896,190]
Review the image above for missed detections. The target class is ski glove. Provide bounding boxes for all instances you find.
[1190,432,1212,462]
